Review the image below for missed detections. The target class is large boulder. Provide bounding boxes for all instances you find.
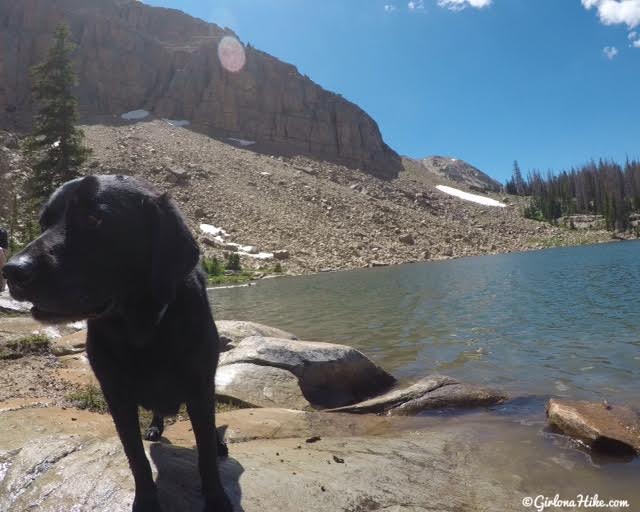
[0,436,142,512]
[216,363,312,410]
[0,407,116,452]
[0,416,521,512]
[329,375,507,416]
[547,399,640,456]
[219,336,396,409]
[216,320,297,352]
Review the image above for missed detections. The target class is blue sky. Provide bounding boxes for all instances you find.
[145,0,640,182]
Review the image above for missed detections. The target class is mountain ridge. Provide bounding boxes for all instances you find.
[409,156,502,192]
[0,0,400,177]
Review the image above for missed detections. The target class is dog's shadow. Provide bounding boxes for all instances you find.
[149,427,245,512]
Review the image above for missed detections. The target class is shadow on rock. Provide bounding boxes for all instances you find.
[150,442,245,512]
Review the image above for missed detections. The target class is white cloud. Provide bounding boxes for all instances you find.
[629,30,640,46]
[633,38,640,46]
[582,0,640,29]
[384,4,397,12]
[437,0,492,11]
[408,0,425,10]
[629,30,638,38]
[603,45,619,58]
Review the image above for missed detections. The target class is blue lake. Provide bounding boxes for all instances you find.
[211,240,640,408]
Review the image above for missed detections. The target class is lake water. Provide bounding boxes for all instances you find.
[211,241,640,408]
[209,241,640,505]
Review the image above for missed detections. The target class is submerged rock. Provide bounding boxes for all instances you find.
[546,399,640,456]
[220,336,396,408]
[329,375,507,416]
[216,320,298,351]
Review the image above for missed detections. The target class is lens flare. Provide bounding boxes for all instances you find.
[217,36,246,73]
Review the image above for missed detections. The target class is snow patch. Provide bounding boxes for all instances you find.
[199,224,274,260]
[121,109,150,121]
[228,138,256,147]
[223,242,258,254]
[163,119,190,127]
[436,185,506,208]
[200,224,228,237]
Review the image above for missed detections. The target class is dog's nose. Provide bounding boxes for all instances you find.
[2,257,35,286]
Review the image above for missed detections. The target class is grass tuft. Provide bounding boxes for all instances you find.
[0,334,51,360]
[67,384,109,413]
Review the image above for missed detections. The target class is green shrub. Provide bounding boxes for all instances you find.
[273,262,283,273]
[523,200,546,222]
[202,256,223,276]
[225,252,241,272]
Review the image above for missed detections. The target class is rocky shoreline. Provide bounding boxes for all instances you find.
[1,305,639,510]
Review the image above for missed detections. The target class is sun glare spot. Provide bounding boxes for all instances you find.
[217,36,246,73]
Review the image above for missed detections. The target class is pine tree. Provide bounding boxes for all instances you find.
[26,25,90,202]
[512,160,526,196]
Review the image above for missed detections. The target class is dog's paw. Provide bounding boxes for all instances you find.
[144,426,162,442]
[132,493,162,512]
[203,494,234,512]
[217,441,229,458]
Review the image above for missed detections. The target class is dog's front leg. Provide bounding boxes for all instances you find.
[187,396,233,512]
[107,397,161,512]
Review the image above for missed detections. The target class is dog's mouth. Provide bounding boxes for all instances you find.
[31,301,114,325]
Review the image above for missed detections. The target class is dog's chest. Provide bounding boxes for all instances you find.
[127,348,194,409]
[88,336,197,413]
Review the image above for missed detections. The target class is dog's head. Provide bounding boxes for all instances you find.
[2,175,199,325]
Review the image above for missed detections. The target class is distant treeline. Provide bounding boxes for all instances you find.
[505,159,640,231]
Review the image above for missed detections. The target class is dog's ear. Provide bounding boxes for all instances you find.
[71,175,100,207]
[146,193,200,305]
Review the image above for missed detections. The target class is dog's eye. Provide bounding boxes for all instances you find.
[87,215,102,228]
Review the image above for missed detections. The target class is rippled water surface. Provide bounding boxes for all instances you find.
[211,241,640,407]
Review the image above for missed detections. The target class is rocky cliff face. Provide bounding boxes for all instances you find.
[0,0,401,177]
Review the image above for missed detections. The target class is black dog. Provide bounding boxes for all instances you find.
[2,175,233,512]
